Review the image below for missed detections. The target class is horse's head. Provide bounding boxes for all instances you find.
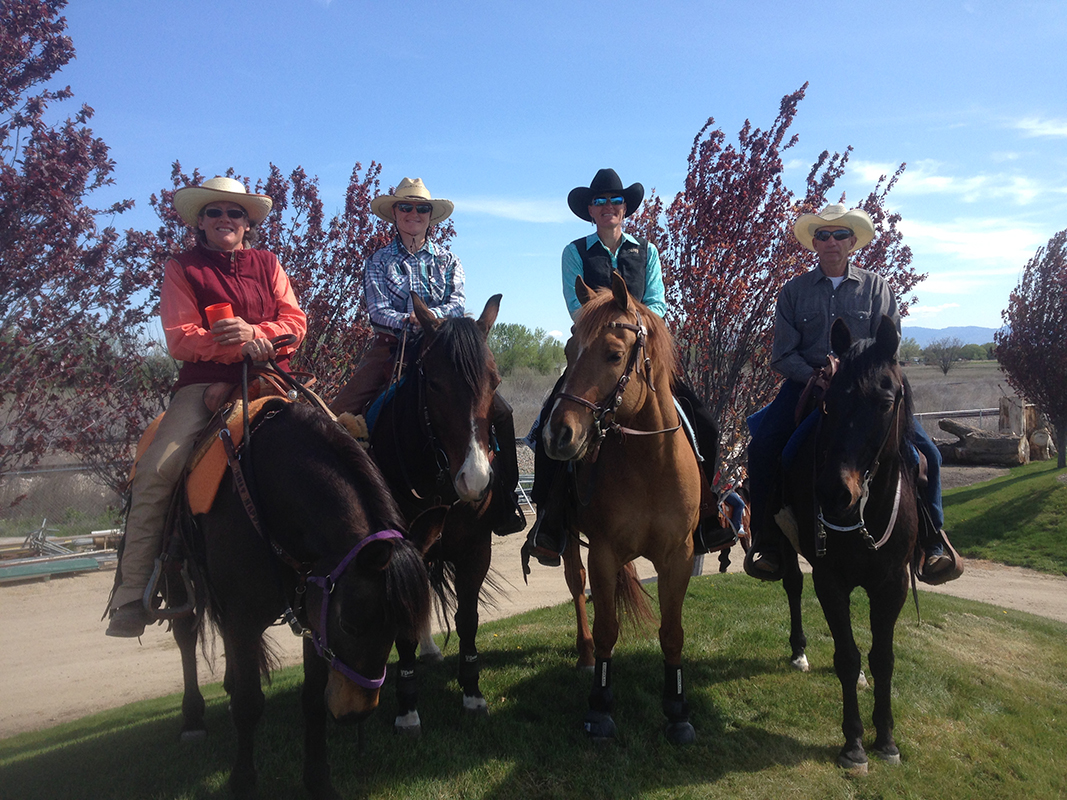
[309,529,433,723]
[544,271,676,461]
[814,314,909,526]
[411,292,501,502]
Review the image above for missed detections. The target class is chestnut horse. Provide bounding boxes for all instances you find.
[368,293,506,735]
[769,315,917,772]
[167,400,433,799]
[544,272,702,744]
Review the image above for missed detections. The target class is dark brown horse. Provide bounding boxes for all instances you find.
[769,315,917,772]
[169,400,433,799]
[368,293,506,734]
[545,272,702,744]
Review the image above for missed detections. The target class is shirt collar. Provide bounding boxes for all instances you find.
[587,231,639,250]
[396,236,435,257]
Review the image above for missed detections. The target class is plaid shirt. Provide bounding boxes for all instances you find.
[364,236,465,332]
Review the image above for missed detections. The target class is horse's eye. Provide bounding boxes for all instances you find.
[608,351,624,364]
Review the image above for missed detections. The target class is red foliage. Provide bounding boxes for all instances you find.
[995,229,1067,467]
[1,0,164,491]
[629,85,921,478]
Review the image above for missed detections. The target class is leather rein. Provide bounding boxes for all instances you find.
[217,346,398,690]
[814,383,906,557]
[554,311,681,456]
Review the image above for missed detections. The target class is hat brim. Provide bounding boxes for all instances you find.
[793,209,875,252]
[568,183,644,222]
[371,194,454,225]
[173,186,273,228]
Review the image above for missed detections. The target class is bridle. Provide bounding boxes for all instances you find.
[814,382,906,556]
[218,388,402,690]
[554,310,681,455]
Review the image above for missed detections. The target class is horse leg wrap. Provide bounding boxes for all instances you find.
[588,657,614,714]
[458,647,481,697]
[662,663,690,723]
[396,662,418,715]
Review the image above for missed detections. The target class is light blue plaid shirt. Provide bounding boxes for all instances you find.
[364,237,465,332]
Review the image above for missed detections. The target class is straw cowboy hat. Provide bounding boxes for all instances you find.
[173,176,274,228]
[793,203,875,253]
[567,168,644,222]
[370,177,454,225]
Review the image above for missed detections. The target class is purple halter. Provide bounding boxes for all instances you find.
[306,529,404,689]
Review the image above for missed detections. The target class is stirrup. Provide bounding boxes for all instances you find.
[144,556,196,619]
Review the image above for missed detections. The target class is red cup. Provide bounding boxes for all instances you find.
[205,303,234,326]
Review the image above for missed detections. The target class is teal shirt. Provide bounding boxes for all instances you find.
[561,232,667,319]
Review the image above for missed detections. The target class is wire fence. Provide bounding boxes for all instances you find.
[0,464,125,540]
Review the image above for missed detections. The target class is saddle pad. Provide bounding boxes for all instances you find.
[365,379,404,434]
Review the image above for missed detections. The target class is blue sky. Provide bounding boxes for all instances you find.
[58,0,1067,339]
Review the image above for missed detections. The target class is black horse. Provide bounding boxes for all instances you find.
[768,315,918,772]
[169,399,434,799]
[368,293,507,734]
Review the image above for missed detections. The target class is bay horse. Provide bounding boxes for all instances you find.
[168,399,434,799]
[769,314,917,772]
[368,293,506,734]
[544,272,702,744]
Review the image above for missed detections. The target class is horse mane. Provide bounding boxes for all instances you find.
[573,285,678,386]
[286,403,407,533]
[422,316,491,393]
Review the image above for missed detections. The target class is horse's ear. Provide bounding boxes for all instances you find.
[406,506,448,556]
[411,293,440,336]
[611,270,630,311]
[358,540,395,572]
[829,317,852,356]
[477,294,501,337]
[875,314,900,360]
[575,276,593,306]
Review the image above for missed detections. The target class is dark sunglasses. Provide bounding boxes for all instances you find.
[395,202,433,214]
[202,208,247,219]
[590,196,626,207]
[813,229,853,242]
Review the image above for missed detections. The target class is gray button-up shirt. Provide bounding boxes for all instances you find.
[771,262,900,384]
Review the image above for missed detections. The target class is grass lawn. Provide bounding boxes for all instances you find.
[944,460,1067,575]
[2,574,1066,800]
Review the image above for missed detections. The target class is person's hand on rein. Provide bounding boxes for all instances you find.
[240,337,276,361]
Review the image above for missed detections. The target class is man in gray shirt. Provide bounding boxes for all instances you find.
[744,204,960,583]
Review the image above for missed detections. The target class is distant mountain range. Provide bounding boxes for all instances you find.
[901,326,1003,347]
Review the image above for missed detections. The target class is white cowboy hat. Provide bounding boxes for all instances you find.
[793,204,875,253]
[370,177,454,225]
[173,176,273,227]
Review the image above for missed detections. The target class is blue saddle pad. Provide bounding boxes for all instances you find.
[365,378,404,434]
[747,404,820,474]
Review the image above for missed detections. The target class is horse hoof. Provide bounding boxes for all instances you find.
[857,669,869,690]
[836,744,868,774]
[873,745,901,765]
[394,711,422,737]
[583,710,616,740]
[664,720,696,745]
[180,728,207,743]
[462,695,489,716]
[790,654,810,672]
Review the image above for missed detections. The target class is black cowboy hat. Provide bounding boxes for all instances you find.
[567,168,644,222]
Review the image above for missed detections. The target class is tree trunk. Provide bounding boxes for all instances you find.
[1054,418,1067,470]
[937,418,1029,466]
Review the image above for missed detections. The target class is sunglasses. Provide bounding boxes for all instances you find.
[202,208,247,219]
[395,202,433,214]
[813,229,854,242]
[590,196,626,207]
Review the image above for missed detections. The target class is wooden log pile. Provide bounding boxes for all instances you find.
[937,418,1030,466]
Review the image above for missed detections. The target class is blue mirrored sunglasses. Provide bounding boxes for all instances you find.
[590,196,626,207]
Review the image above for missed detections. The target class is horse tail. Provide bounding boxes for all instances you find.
[616,561,656,633]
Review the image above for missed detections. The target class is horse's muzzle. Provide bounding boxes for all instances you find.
[325,669,379,723]
[544,418,588,462]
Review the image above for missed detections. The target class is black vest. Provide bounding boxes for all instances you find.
[574,235,648,302]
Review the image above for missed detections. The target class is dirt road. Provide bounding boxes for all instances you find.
[2,465,1064,740]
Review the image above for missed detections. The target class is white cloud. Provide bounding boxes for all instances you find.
[547,330,565,341]
[1014,117,1067,138]
[456,196,571,224]
[907,302,960,320]
[849,159,1047,205]
[900,217,1044,268]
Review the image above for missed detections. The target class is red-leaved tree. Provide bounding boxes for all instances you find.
[0,0,164,494]
[995,229,1067,468]
[629,85,923,480]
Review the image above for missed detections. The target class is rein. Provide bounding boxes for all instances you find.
[218,366,398,690]
[814,384,906,556]
[554,312,681,456]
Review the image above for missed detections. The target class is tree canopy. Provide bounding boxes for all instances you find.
[995,229,1067,468]
[488,323,565,376]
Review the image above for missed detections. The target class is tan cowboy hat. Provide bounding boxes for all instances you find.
[793,204,875,252]
[173,176,273,228]
[370,177,454,225]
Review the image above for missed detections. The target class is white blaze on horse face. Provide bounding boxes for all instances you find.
[454,415,492,502]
